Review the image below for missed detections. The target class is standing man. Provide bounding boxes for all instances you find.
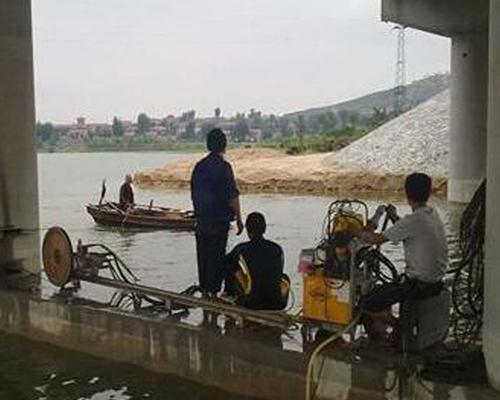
[119,174,135,210]
[191,128,244,298]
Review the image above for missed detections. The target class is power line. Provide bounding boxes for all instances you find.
[393,25,407,116]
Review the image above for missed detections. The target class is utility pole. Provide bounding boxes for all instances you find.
[394,25,407,116]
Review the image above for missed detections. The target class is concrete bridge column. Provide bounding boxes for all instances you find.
[0,0,40,282]
[484,0,500,391]
[448,32,489,203]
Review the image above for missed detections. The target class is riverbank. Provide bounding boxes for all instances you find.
[37,136,354,155]
[37,137,208,153]
[134,148,447,196]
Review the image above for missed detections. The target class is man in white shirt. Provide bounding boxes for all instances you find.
[352,173,448,341]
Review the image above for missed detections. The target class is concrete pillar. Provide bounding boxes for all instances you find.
[448,33,489,203]
[0,0,40,281]
[484,0,500,391]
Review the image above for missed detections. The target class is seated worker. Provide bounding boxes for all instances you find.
[225,212,289,310]
[119,174,135,210]
[351,173,448,341]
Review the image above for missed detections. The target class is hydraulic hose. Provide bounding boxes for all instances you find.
[305,315,361,400]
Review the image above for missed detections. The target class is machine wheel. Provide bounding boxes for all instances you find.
[42,227,74,287]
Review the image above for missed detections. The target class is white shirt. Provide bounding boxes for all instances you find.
[383,206,448,283]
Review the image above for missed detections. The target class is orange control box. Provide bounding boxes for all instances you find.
[303,270,352,326]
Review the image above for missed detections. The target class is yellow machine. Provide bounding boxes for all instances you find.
[301,200,369,329]
[303,272,352,325]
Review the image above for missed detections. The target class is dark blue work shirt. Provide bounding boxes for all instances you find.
[191,153,239,225]
[225,238,285,310]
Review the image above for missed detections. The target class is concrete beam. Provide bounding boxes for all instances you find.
[0,0,40,281]
[448,33,488,202]
[382,0,489,37]
[484,0,500,391]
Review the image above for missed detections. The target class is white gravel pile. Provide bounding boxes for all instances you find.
[323,90,450,177]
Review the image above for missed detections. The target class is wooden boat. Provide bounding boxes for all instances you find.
[86,202,196,231]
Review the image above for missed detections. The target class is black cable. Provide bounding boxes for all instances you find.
[448,179,485,351]
[355,247,399,284]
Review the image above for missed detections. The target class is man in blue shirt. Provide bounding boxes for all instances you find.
[191,129,243,297]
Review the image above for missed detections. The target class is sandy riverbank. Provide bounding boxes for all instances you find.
[134,148,447,196]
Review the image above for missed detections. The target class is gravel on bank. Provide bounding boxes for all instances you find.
[323,91,450,177]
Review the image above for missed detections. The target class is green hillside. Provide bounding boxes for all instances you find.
[286,73,450,119]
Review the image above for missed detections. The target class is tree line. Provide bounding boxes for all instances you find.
[36,107,394,150]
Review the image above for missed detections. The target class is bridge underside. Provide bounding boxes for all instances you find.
[382,0,489,37]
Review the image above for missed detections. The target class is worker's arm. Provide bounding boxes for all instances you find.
[386,204,400,223]
[353,229,389,245]
[224,243,244,274]
[225,162,244,235]
[359,209,410,246]
[230,196,244,235]
[130,185,135,206]
[352,204,389,245]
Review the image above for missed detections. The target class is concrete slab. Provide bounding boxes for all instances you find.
[382,0,489,37]
[0,289,497,400]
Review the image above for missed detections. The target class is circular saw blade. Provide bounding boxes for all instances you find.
[42,227,74,287]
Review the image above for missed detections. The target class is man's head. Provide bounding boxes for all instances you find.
[405,173,432,206]
[125,174,133,184]
[207,128,227,154]
[246,212,266,239]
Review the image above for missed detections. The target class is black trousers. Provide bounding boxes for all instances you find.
[360,279,443,313]
[195,222,229,294]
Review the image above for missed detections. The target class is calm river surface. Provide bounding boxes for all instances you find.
[1,152,459,400]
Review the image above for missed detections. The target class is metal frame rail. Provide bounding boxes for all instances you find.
[85,275,298,329]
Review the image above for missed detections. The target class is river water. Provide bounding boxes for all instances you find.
[3,152,460,400]
[38,152,428,296]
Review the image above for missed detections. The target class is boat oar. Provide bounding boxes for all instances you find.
[107,202,131,226]
[108,202,126,216]
[122,208,132,225]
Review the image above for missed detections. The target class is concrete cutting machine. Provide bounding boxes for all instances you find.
[42,227,294,329]
[300,200,398,331]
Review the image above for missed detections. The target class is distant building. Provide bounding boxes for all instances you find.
[66,117,89,140]
[88,123,112,136]
[48,109,282,143]
[122,120,136,137]
[53,117,114,141]
[250,128,263,142]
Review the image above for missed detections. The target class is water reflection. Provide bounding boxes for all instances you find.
[224,319,285,350]
[0,331,259,400]
[307,337,495,400]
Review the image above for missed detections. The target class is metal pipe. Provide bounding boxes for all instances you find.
[84,275,297,329]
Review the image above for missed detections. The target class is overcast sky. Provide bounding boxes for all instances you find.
[33,0,450,123]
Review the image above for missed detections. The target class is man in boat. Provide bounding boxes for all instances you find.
[119,174,135,210]
[224,212,289,310]
[351,173,448,342]
[191,128,244,298]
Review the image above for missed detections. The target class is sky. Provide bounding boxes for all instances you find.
[32,0,451,123]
